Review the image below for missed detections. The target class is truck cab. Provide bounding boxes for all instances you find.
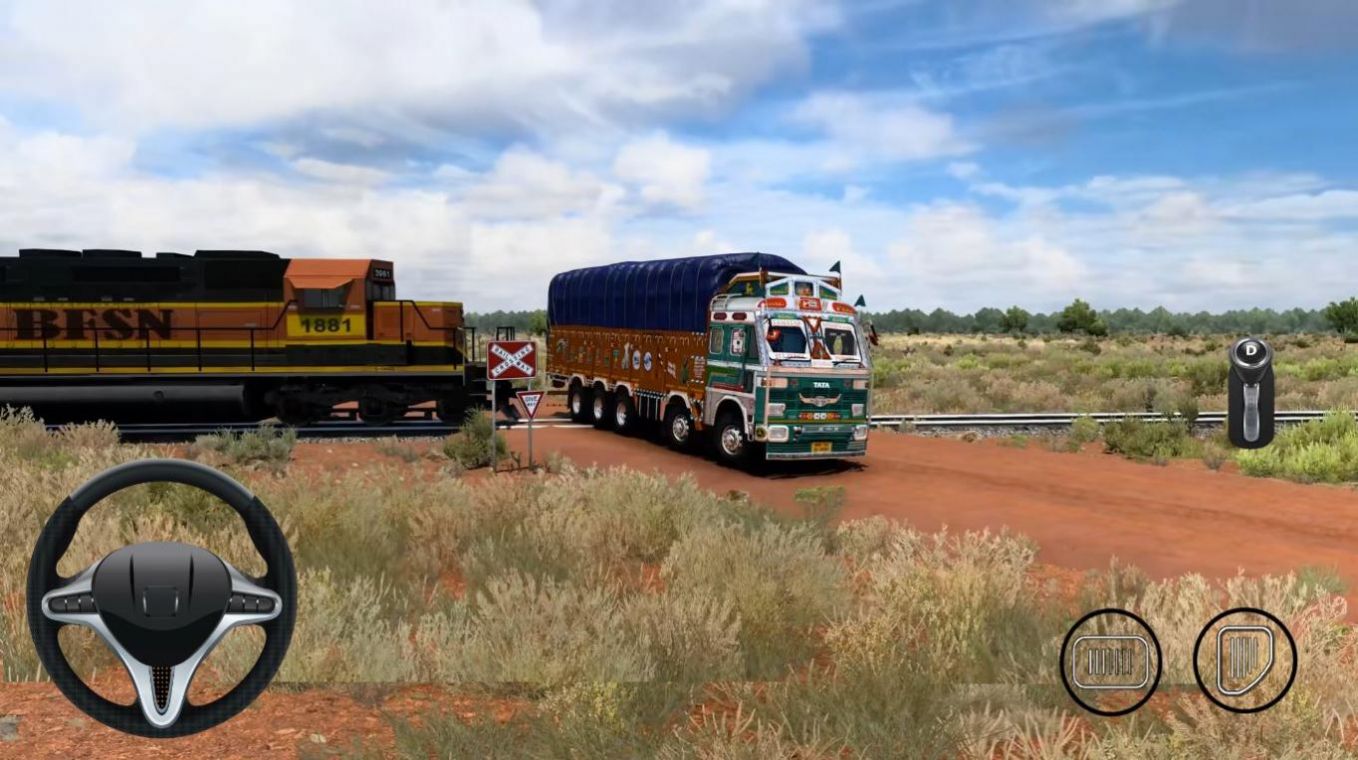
[703,271,871,462]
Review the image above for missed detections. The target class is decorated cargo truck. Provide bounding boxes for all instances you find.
[546,253,871,464]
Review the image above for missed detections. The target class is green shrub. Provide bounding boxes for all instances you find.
[1236,411,1358,483]
[442,410,507,469]
[1102,417,1196,460]
[190,422,296,467]
[1069,415,1101,447]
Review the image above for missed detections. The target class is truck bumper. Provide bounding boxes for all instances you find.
[765,448,867,460]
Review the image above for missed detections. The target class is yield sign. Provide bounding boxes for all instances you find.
[516,390,546,420]
[488,340,536,380]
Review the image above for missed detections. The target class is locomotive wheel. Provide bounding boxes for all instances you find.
[436,396,468,424]
[275,397,325,427]
[358,398,405,426]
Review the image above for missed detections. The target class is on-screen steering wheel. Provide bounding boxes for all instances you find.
[26,459,297,738]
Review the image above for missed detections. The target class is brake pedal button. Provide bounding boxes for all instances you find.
[1194,608,1296,713]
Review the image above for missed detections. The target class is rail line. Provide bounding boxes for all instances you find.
[46,409,1347,443]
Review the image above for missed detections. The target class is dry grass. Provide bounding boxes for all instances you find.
[0,409,1356,757]
[872,333,1358,414]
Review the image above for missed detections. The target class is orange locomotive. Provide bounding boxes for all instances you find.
[0,249,488,424]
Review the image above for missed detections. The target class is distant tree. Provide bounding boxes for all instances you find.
[528,311,549,336]
[1324,298,1358,342]
[999,306,1030,334]
[1056,299,1108,336]
[973,307,1005,333]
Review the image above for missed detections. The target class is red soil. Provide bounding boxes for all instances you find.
[8,421,1358,757]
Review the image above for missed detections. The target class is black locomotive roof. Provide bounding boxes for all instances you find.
[14,249,280,260]
[2,249,289,302]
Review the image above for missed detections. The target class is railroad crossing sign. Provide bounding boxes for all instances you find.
[488,340,536,380]
[516,390,545,420]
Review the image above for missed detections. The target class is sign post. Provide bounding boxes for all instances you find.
[486,340,538,472]
[516,390,545,469]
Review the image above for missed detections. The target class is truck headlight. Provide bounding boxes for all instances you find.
[853,424,868,441]
[851,403,864,417]
[853,379,869,390]
[766,377,789,389]
[768,402,786,417]
[767,425,790,442]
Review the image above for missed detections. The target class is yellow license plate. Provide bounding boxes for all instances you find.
[811,441,832,454]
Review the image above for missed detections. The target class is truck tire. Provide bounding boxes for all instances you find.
[613,391,638,436]
[663,403,695,451]
[568,383,593,424]
[592,387,614,430]
[713,408,752,467]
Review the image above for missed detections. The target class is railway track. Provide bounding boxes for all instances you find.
[47,409,1348,443]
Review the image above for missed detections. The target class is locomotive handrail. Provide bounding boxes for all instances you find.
[3,298,474,373]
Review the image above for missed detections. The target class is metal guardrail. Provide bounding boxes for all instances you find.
[867,410,1345,429]
[47,409,1350,443]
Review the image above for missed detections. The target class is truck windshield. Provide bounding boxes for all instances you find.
[824,325,859,359]
[765,322,809,356]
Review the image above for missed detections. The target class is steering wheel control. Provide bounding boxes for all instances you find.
[1228,337,1275,449]
[26,459,296,738]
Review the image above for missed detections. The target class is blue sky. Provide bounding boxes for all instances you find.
[0,0,1354,312]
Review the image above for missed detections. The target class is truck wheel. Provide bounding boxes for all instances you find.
[663,403,695,451]
[713,409,752,467]
[592,388,614,430]
[613,392,638,435]
[568,383,593,424]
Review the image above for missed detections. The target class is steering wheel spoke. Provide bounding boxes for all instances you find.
[27,459,296,737]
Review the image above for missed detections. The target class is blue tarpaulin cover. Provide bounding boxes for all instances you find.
[548,253,805,333]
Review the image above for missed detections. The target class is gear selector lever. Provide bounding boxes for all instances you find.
[1228,337,1274,449]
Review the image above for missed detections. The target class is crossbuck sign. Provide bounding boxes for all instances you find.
[487,340,537,380]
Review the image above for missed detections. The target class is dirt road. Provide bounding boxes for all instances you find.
[499,422,1358,588]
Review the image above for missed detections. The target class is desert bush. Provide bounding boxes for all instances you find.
[793,485,845,528]
[1102,417,1197,460]
[1200,440,1231,471]
[441,410,507,469]
[662,520,847,677]
[1068,416,1101,448]
[374,438,424,463]
[190,422,296,468]
[1236,411,1358,483]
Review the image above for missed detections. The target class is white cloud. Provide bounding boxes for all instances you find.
[613,133,712,210]
[791,91,973,166]
[0,0,837,137]
[464,149,624,220]
[291,158,391,186]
